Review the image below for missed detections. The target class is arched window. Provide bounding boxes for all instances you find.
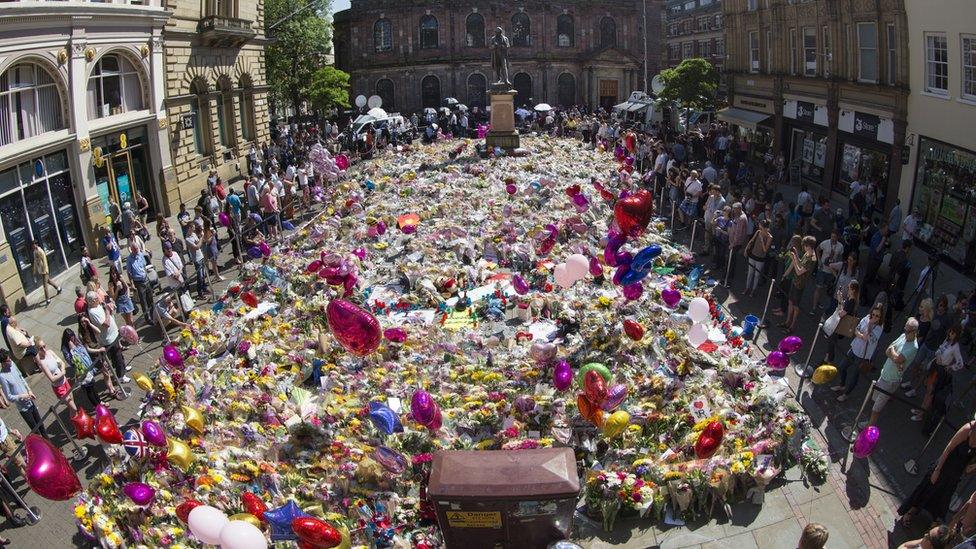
[513,72,532,107]
[556,14,574,47]
[421,75,440,109]
[465,13,485,48]
[600,17,617,48]
[376,78,395,110]
[511,13,531,47]
[420,15,439,49]
[0,62,64,147]
[239,75,255,142]
[466,73,487,109]
[189,78,211,156]
[87,53,143,120]
[216,76,235,148]
[557,73,576,106]
[374,19,393,52]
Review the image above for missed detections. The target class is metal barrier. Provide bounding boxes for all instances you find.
[793,322,824,396]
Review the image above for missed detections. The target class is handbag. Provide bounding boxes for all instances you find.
[179,291,195,313]
[145,263,159,284]
[836,315,858,339]
[823,310,841,337]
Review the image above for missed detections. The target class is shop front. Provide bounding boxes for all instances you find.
[910,137,976,270]
[783,99,829,187]
[0,151,84,294]
[835,109,895,203]
[717,95,775,163]
[91,125,157,225]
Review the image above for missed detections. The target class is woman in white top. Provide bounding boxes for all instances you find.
[833,304,884,401]
[913,325,964,423]
[35,338,76,414]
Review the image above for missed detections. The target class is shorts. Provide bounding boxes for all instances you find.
[0,435,25,469]
[54,378,72,399]
[872,378,900,413]
[815,270,835,288]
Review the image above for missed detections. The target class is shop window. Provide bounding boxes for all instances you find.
[599,17,616,48]
[749,31,760,73]
[420,15,439,50]
[790,129,827,184]
[376,78,395,110]
[239,75,255,142]
[803,27,817,76]
[886,24,897,85]
[911,137,976,267]
[374,19,393,52]
[838,142,889,196]
[857,22,878,83]
[556,14,574,47]
[963,36,976,100]
[88,54,144,119]
[421,75,440,109]
[465,14,485,47]
[557,73,576,107]
[0,62,65,147]
[512,13,531,47]
[925,33,948,94]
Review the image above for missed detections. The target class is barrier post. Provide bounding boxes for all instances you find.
[47,403,89,462]
[689,220,698,253]
[670,201,676,229]
[840,382,877,473]
[756,277,776,341]
[723,247,733,286]
[0,473,39,524]
[904,417,949,475]
[794,322,823,396]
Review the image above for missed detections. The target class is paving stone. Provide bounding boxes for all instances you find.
[749,518,802,549]
[701,529,759,549]
[805,493,867,549]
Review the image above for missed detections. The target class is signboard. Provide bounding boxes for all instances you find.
[853,111,881,140]
[795,101,816,123]
[814,142,827,168]
[901,145,911,165]
[445,511,502,528]
[802,138,815,164]
[181,114,195,130]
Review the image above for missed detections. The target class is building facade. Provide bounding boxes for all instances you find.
[0,1,171,309]
[898,0,976,271]
[722,0,907,212]
[162,0,271,215]
[333,0,663,114]
[664,0,724,72]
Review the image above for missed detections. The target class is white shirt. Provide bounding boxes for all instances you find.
[902,214,919,238]
[88,305,119,347]
[684,177,703,198]
[936,341,965,371]
[850,315,882,359]
[817,239,845,272]
[186,233,204,263]
[716,135,729,150]
[162,252,185,289]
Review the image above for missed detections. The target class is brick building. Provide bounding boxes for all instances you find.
[333,0,664,114]
[664,0,724,71]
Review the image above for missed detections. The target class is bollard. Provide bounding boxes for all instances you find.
[840,382,877,473]
[48,403,89,462]
[689,220,698,253]
[904,417,947,475]
[794,322,823,396]
[723,247,733,286]
[756,277,776,342]
[670,201,676,229]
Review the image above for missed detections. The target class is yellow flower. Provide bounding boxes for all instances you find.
[74,505,87,519]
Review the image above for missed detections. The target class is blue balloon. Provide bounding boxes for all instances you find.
[630,244,662,272]
[264,500,309,541]
[247,246,262,259]
[282,220,295,230]
[368,401,403,435]
[619,266,651,286]
[211,300,225,312]
[261,265,278,280]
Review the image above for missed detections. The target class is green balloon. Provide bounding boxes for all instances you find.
[576,363,611,386]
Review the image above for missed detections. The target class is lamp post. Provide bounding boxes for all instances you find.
[642,0,648,91]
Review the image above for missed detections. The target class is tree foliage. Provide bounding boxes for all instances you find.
[309,65,351,113]
[658,58,719,113]
[265,0,333,115]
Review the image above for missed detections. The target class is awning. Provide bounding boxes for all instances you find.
[717,107,771,131]
[613,101,649,113]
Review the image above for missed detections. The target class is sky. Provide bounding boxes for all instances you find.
[332,0,351,12]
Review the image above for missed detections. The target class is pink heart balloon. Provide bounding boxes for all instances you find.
[853,426,880,458]
[326,299,382,357]
[384,327,407,343]
[123,482,156,506]
[24,434,81,501]
[601,384,629,411]
[411,390,437,427]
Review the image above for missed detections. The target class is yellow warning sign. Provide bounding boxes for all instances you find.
[445,511,502,528]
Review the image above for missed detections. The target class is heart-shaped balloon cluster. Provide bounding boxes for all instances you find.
[694,421,725,459]
[24,434,81,501]
[575,363,629,435]
[410,390,442,431]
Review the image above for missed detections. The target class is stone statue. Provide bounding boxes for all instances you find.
[490,27,510,87]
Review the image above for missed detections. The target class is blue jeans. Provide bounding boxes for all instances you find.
[835,349,868,396]
[192,260,207,297]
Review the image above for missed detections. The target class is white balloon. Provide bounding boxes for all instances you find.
[554,264,575,289]
[688,297,711,324]
[687,322,709,347]
[565,254,590,280]
[188,505,229,545]
[220,520,268,549]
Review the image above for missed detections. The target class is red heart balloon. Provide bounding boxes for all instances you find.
[292,516,342,548]
[583,370,608,405]
[24,434,81,501]
[326,299,382,357]
[96,411,123,444]
[694,422,724,459]
[623,319,645,341]
[705,420,724,439]
[176,500,203,523]
[577,393,605,427]
[565,184,581,197]
[241,291,259,308]
[71,408,96,440]
[614,189,654,237]
[242,491,268,521]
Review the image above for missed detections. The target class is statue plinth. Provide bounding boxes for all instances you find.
[486,88,520,151]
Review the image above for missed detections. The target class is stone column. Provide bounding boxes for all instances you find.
[149,32,177,215]
[68,36,105,260]
[486,87,520,151]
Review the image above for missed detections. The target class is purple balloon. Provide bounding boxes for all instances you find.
[572,193,589,207]
[600,384,629,411]
[661,287,681,308]
[352,247,367,260]
[588,256,603,277]
[512,274,530,295]
[622,283,643,301]
[766,351,789,369]
[553,360,573,391]
[376,220,387,235]
[218,212,230,227]
[384,327,407,343]
[612,265,630,286]
[619,189,631,200]
[853,426,880,458]
[373,446,408,474]
[123,482,155,506]
[514,395,536,413]
[614,251,633,267]
[141,420,167,448]
[259,241,271,258]
[162,345,183,367]
[778,335,803,355]
[410,390,437,427]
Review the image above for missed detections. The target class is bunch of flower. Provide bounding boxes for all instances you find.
[800,445,829,481]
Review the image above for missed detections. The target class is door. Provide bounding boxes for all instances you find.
[598,79,618,110]
[112,152,134,209]
[24,183,66,278]
[0,193,34,293]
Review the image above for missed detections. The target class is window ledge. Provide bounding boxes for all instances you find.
[920,90,951,101]
[957,96,976,107]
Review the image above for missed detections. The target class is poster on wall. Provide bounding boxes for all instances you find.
[802,139,815,164]
[116,174,132,207]
[940,194,966,227]
[814,142,826,168]
[841,144,860,185]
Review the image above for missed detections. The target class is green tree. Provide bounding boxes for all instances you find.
[265,0,333,117]
[309,65,351,113]
[657,58,719,132]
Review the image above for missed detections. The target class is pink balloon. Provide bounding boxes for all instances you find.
[411,390,437,426]
[401,224,417,235]
[553,360,573,391]
[306,259,323,273]
[506,183,517,195]
[766,351,789,369]
[588,256,603,277]
[565,254,589,280]
[94,403,112,420]
[336,154,349,170]
[124,482,156,506]
[572,193,589,207]
[162,345,183,367]
[259,241,271,258]
[352,247,367,260]
[120,324,139,345]
[512,274,530,295]
[426,405,443,430]
[326,299,382,357]
[601,384,629,411]
[384,327,407,343]
[376,221,387,235]
[661,287,681,308]
[24,434,81,501]
[779,336,803,355]
[529,342,557,364]
[141,420,167,448]
[622,283,643,301]
[853,426,880,458]
[218,212,230,227]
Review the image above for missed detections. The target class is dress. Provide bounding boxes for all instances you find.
[115,281,135,315]
[899,435,976,520]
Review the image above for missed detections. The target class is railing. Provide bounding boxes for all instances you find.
[198,15,256,47]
